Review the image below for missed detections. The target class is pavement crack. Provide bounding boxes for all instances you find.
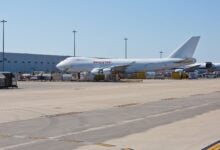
[115,103,139,108]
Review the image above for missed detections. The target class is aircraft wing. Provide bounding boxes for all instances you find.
[183,64,201,72]
[110,61,136,73]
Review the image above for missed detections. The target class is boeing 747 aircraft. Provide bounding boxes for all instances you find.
[56,36,200,76]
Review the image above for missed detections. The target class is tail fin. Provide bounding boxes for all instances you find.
[168,36,200,59]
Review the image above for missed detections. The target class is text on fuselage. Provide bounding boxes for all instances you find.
[93,61,112,64]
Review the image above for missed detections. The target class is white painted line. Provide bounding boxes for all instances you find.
[13,135,26,139]
[0,140,45,150]
[49,102,214,139]
[0,102,215,150]
[146,102,213,118]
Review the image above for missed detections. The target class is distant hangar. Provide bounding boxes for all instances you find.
[0,52,69,73]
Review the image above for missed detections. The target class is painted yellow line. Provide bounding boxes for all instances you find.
[203,140,220,150]
[207,143,220,150]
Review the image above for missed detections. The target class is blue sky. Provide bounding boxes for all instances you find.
[0,0,220,62]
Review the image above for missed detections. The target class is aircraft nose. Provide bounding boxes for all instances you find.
[56,61,67,71]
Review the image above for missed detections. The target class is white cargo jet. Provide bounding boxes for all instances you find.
[196,62,220,71]
[56,36,200,76]
[176,62,220,72]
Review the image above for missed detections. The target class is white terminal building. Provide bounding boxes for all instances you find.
[0,52,68,73]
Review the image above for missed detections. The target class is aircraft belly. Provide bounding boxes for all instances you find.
[125,64,145,73]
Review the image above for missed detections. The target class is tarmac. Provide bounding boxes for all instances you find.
[0,79,220,150]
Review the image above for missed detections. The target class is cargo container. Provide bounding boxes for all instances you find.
[0,72,18,88]
[0,74,5,88]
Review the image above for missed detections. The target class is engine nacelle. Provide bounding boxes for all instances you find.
[205,62,213,69]
[91,68,103,75]
[103,68,112,75]
[174,69,184,73]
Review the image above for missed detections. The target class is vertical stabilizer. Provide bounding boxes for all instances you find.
[168,36,200,59]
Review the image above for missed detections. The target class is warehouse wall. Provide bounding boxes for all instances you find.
[0,52,69,73]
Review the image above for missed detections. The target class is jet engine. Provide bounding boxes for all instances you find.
[91,68,103,75]
[205,62,213,69]
[174,69,184,73]
[90,68,115,81]
[91,68,113,75]
[103,68,113,75]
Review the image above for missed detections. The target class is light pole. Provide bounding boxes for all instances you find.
[159,51,163,58]
[72,30,77,57]
[1,19,7,72]
[124,38,128,59]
